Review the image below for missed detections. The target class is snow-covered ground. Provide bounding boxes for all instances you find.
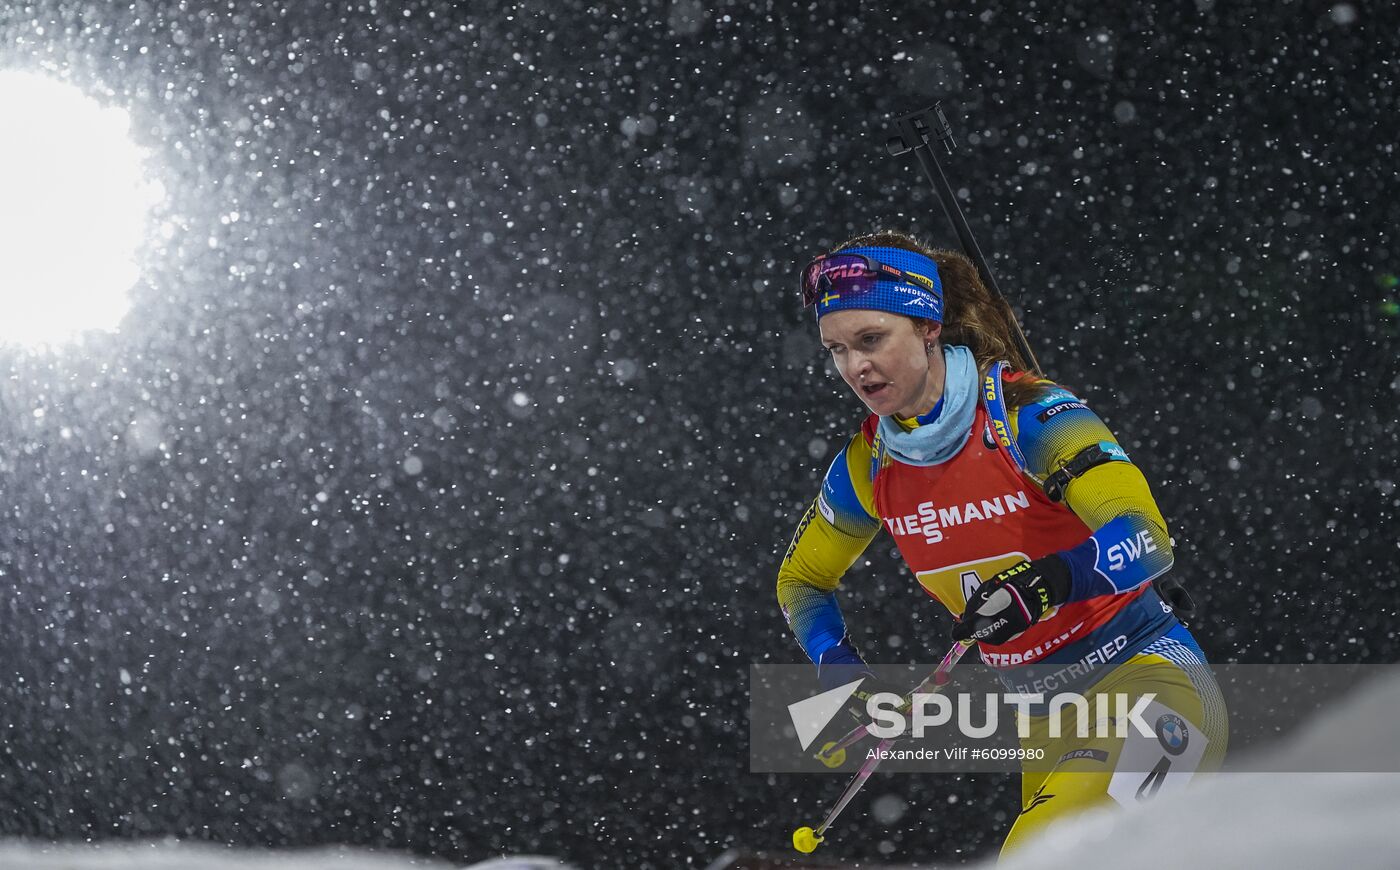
[0,842,575,870]
[997,670,1400,870]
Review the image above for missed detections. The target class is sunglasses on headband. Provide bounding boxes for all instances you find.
[798,253,937,309]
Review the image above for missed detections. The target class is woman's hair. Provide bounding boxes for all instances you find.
[833,230,1049,409]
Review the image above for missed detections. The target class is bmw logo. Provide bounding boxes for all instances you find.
[1155,713,1189,756]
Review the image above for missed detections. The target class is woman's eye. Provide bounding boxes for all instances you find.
[863,335,879,346]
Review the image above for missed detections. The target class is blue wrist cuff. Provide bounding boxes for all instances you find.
[816,642,869,691]
[1059,515,1174,601]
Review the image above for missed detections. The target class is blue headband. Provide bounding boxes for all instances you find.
[814,245,944,323]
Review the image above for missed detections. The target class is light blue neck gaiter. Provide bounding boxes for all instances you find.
[876,345,979,467]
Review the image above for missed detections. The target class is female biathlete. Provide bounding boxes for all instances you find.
[777,230,1227,858]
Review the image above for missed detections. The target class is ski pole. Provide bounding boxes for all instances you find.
[794,639,976,854]
[886,103,1040,374]
[793,735,900,855]
[813,638,975,767]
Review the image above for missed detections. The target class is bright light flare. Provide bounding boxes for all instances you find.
[0,71,164,348]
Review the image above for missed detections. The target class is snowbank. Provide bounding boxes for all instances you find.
[997,669,1400,870]
[0,842,576,870]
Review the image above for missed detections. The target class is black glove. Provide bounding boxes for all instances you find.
[809,670,911,765]
[844,675,908,727]
[951,556,1072,646]
[817,665,909,731]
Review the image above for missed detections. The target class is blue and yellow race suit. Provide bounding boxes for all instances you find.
[777,369,1228,856]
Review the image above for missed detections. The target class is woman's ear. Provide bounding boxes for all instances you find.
[922,321,943,352]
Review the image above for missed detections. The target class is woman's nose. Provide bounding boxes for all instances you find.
[846,354,870,381]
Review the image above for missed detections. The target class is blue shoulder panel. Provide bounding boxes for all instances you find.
[819,443,880,538]
[1014,389,1125,479]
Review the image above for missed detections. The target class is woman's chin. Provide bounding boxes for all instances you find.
[859,389,896,414]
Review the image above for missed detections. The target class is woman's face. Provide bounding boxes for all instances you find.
[819,310,943,418]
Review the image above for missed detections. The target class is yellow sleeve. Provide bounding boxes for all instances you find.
[775,432,881,664]
[1009,384,1174,592]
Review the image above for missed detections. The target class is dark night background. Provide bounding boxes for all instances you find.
[0,0,1396,867]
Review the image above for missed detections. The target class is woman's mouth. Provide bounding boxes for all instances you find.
[861,382,889,398]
